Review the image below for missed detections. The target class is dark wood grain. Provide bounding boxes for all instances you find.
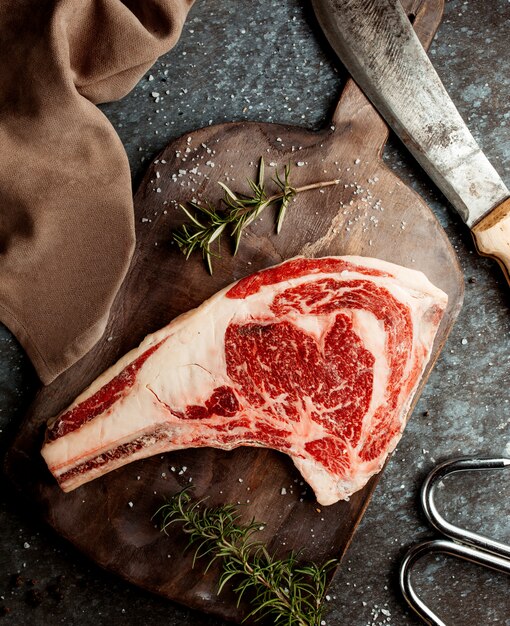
[4,1,463,623]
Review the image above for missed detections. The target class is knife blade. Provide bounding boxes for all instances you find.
[312,0,510,283]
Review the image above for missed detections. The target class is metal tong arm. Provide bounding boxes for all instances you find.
[400,457,510,626]
[400,538,510,626]
[421,457,510,558]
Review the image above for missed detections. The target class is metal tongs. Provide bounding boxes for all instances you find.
[399,457,510,626]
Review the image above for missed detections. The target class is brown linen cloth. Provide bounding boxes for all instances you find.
[0,0,193,384]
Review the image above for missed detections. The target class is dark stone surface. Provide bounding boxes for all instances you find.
[1,1,508,624]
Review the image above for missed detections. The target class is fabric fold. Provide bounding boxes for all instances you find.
[0,0,193,384]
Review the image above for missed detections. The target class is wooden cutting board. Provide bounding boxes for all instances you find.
[5,0,463,622]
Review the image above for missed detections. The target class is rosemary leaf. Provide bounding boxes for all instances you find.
[258,156,265,187]
[218,181,239,202]
[156,490,336,626]
[276,194,290,234]
[209,222,227,244]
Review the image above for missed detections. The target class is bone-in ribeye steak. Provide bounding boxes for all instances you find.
[42,256,447,505]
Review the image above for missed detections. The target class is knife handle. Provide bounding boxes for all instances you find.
[472,198,510,285]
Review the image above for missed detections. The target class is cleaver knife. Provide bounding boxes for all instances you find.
[312,0,510,284]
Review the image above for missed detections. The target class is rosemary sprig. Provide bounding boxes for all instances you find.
[172,158,341,273]
[156,490,336,626]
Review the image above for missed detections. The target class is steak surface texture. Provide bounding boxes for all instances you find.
[42,256,447,505]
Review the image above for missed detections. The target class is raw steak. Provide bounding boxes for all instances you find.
[42,256,447,505]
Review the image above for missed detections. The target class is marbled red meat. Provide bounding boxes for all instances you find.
[41,256,447,505]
